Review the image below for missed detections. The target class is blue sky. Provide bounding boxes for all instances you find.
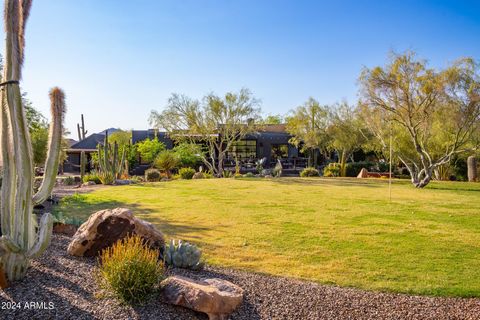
[5,0,480,138]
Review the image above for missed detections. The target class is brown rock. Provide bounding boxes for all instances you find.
[357,168,369,178]
[67,207,164,257]
[161,275,243,320]
[53,223,78,237]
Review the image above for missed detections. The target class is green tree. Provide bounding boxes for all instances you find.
[327,103,368,177]
[23,95,49,167]
[359,52,480,188]
[136,137,165,164]
[286,98,330,167]
[109,130,132,147]
[173,142,203,168]
[260,114,283,124]
[149,88,261,175]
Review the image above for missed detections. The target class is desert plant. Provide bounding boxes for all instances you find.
[222,170,233,178]
[97,135,128,184]
[323,163,340,177]
[192,171,205,179]
[63,176,76,186]
[300,167,320,177]
[80,151,86,181]
[0,0,66,281]
[163,239,203,270]
[97,236,164,304]
[243,172,255,178]
[145,168,161,182]
[179,167,195,180]
[256,157,266,173]
[154,150,179,178]
[272,160,283,177]
[82,170,102,184]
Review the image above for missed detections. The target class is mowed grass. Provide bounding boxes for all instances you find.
[56,177,480,297]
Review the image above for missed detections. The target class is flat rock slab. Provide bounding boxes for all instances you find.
[161,275,244,320]
[67,207,165,257]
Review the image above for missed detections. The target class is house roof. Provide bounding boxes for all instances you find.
[70,133,105,150]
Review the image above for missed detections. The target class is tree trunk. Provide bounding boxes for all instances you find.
[467,156,478,182]
[339,150,347,177]
[217,152,224,176]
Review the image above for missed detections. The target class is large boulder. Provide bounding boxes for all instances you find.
[161,276,243,320]
[67,207,164,257]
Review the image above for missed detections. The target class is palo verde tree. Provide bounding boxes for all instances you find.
[359,52,480,188]
[286,97,330,167]
[0,0,66,281]
[327,102,368,177]
[150,88,261,175]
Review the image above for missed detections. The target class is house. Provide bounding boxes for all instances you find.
[131,124,308,174]
[64,133,106,173]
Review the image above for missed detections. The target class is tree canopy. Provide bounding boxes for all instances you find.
[149,88,261,175]
[359,52,480,187]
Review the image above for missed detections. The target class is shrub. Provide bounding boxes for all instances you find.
[97,236,164,304]
[172,143,202,168]
[82,170,101,184]
[192,171,205,179]
[179,167,196,180]
[300,167,320,177]
[154,150,179,178]
[345,161,390,177]
[243,172,255,178]
[145,168,161,182]
[323,163,340,177]
[63,176,77,185]
[222,170,233,178]
[136,138,165,164]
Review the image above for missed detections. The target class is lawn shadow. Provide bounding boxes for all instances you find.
[267,177,386,188]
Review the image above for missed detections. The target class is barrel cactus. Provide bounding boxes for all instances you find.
[163,239,203,270]
[0,0,66,281]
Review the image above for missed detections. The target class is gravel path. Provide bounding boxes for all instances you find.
[0,235,479,320]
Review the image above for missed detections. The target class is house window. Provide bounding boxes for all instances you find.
[271,144,289,160]
[227,140,257,160]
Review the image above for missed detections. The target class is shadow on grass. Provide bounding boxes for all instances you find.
[264,177,386,188]
[55,195,214,240]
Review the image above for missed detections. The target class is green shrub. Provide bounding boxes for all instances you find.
[179,167,196,180]
[243,172,255,178]
[52,211,84,227]
[63,176,77,185]
[82,170,101,184]
[145,168,161,182]
[97,235,164,304]
[323,163,340,177]
[345,161,389,177]
[222,170,233,178]
[154,150,180,178]
[300,167,320,177]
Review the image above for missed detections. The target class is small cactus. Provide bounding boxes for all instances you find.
[97,135,127,184]
[163,239,203,270]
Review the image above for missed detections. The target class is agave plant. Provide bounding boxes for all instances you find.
[0,0,66,281]
[163,239,203,270]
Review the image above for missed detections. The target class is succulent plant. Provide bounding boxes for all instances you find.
[0,0,66,281]
[163,239,203,270]
[97,135,128,184]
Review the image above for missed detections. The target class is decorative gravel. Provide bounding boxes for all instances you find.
[1,234,479,320]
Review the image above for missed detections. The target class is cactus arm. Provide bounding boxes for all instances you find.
[32,88,65,206]
[1,98,14,237]
[26,213,53,259]
[0,236,22,254]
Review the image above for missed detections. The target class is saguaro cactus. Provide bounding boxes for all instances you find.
[0,0,65,281]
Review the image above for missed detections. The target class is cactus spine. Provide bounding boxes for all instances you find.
[97,135,127,184]
[0,0,65,281]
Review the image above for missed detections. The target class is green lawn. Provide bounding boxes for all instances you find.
[56,177,480,297]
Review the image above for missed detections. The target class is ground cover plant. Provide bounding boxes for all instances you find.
[56,178,480,297]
